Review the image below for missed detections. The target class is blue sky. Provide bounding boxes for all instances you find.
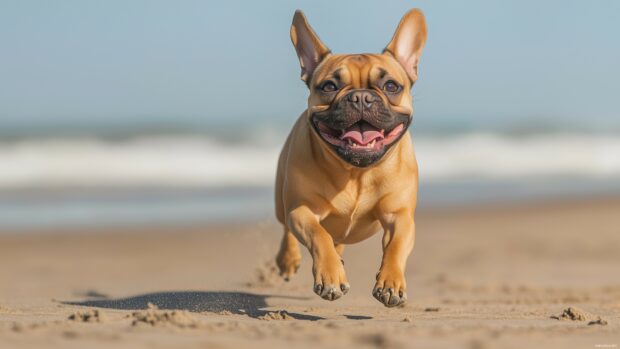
[1,0,619,133]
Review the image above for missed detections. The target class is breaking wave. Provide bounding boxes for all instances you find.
[1,132,619,189]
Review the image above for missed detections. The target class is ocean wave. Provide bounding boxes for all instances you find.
[415,132,620,180]
[0,132,619,189]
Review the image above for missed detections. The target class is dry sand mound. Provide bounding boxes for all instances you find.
[550,307,608,325]
[551,306,592,321]
[67,309,106,323]
[258,310,294,321]
[130,303,198,328]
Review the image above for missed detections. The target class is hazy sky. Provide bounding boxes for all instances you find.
[1,0,619,133]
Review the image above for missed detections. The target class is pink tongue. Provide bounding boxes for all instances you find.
[341,123,384,145]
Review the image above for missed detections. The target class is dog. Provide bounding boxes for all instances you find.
[275,9,427,307]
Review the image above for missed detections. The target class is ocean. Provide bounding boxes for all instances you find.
[1,127,620,231]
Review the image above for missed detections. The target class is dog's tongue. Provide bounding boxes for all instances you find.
[341,122,384,145]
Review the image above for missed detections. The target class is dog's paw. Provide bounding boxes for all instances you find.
[313,260,350,301]
[276,247,301,281]
[373,268,407,307]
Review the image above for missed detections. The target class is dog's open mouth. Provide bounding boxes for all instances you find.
[315,120,405,152]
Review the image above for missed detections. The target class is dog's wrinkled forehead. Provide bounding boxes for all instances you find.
[312,54,409,91]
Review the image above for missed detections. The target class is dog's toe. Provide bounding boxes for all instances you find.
[314,283,323,295]
[314,283,349,301]
[321,285,342,300]
[373,287,406,308]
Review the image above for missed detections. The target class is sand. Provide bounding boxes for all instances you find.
[1,197,619,348]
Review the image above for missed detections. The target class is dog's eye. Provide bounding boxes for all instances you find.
[383,80,401,93]
[320,81,338,93]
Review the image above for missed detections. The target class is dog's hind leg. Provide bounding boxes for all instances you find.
[276,228,302,281]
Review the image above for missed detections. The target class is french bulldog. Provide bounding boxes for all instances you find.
[275,9,427,307]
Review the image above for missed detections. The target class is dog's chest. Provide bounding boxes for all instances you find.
[320,180,382,242]
[329,186,374,216]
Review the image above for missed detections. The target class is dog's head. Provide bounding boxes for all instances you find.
[291,9,427,167]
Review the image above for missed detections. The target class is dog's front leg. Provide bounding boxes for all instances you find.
[374,210,415,307]
[287,206,350,301]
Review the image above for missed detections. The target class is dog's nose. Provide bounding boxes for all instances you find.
[348,90,376,110]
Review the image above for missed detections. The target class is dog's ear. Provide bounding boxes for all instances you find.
[290,10,330,86]
[384,9,427,83]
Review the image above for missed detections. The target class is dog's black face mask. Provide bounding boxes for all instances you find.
[311,89,411,167]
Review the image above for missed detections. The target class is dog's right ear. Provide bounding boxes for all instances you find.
[290,10,330,86]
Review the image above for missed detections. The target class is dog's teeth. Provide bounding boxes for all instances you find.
[369,140,376,147]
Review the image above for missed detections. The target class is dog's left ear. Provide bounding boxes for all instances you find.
[384,9,427,83]
[290,10,331,86]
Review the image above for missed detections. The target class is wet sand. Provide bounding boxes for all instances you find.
[1,197,619,348]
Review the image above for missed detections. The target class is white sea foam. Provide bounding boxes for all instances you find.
[415,132,620,180]
[0,132,619,189]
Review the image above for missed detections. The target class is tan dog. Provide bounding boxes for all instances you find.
[275,9,427,307]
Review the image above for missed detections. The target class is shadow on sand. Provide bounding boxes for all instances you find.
[63,291,322,321]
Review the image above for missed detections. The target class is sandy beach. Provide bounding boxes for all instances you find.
[1,197,619,349]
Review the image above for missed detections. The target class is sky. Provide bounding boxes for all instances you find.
[1,0,619,134]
